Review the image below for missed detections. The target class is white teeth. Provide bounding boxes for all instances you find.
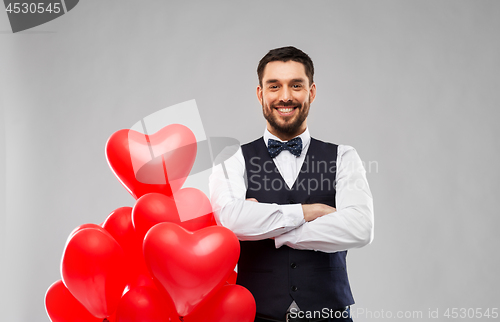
[277,108,294,112]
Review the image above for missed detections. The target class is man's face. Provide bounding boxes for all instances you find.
[257,60,316,140]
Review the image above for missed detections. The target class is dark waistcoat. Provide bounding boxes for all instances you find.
[238,137,354,320]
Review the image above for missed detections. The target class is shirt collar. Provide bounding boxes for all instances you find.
[263,127,311,151]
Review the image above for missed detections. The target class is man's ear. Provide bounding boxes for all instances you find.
[256,85,263,105]
[309,82,317,104]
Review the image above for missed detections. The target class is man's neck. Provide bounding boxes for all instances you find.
[267,125,307,141]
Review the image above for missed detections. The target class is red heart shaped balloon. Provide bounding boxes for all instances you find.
[132,193,178,241]
[173,187,214,230]
[102,207,152,289]
[102,207,137,253]
[143,223,240,316]
[61,227,128,318]
[115,286,177,322]
[132,189,214,241]
[184,285,256,322]
[65,223,102,247]
[106,124,197,199]
[45,280,102,322]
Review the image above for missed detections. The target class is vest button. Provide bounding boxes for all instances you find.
[288,199,295,204]
[290,262,297,269]
[291,285,298,292]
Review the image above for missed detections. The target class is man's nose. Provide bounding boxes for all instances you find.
[279,87,292,102]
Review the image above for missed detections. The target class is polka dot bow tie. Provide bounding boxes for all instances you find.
[267,137,303,158]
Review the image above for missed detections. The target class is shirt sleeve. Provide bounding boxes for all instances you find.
[209,146,305,241]
[274,145,374,252]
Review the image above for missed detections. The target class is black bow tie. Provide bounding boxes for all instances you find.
[267,137,303,158]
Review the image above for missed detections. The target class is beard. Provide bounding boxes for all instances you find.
[262,97,310,136]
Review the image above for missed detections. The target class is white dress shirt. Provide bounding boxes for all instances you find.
[209,128,374,253]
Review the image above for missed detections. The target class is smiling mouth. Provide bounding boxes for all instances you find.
[274,105,298,115]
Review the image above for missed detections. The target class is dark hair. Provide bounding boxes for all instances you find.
[257,46,314,87]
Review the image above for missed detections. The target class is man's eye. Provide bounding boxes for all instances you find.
[292,84,302,88]
[269,85,279,89]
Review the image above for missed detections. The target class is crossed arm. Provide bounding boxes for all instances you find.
[208,145,374,253]
[246,198,336,223]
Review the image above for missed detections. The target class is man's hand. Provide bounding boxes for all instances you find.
[302,204,337,222]
[246,199,335,222]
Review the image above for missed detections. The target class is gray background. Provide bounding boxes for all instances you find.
[1,1,499,321]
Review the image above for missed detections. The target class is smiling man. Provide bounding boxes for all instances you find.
[258,59,312,141]
[210,46,374,322]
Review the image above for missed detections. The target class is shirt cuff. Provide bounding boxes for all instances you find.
[281,204,305,228]
[274,224,300,249]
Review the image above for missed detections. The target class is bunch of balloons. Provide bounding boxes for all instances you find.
[45,125,256,321]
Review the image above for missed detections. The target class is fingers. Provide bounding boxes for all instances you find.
[324,205,336,213]
[302,203,336,222]
[318,204,336,217]
[246,198,259,202]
